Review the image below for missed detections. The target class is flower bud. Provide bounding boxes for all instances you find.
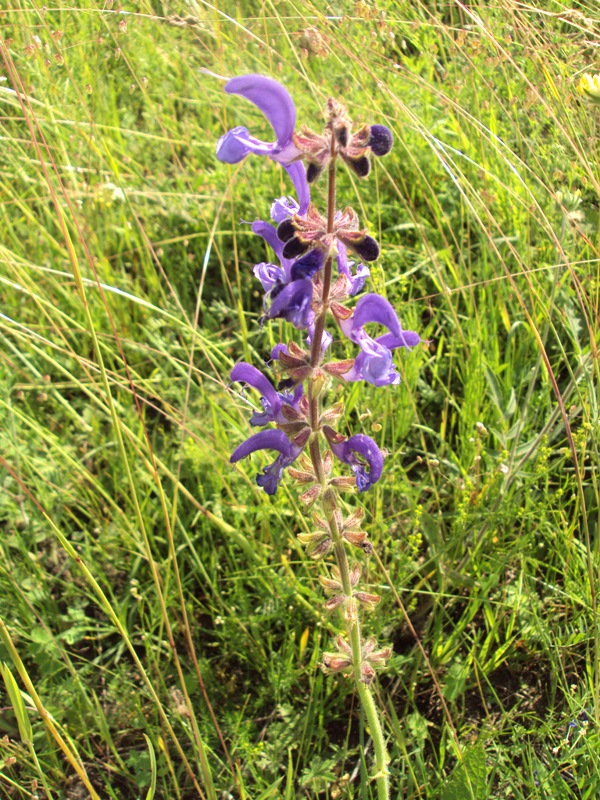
[322,487,338,518]
[277,218,296,242]
[329,476,357,491]
[321,653,352,673]
[288,467,316,483]
[323,425,346,445]
[306,162,324,183]
[299,484,321,508]
[360,662,376,685]
[343,529,368,548]
[334,635,353,656]
[306,535,332,559]
[323,594,346,612]
[323,360,354,377]
[352,235,380,262]
[320,402,344,425]
[282,237,310,260]
[334,124,349,147]
[368,645,392,664]
[344,507,365,528]
[319,574,342,592]
[354,591,381,610]
[369,124,393,156]
[292,427,311,448]
[344,154,371,178]
[343,597,358,625]
[349,562,362,586]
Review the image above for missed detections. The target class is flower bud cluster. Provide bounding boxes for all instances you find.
[322,635,392,686]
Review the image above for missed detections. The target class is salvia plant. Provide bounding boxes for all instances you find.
[216,74,420,799]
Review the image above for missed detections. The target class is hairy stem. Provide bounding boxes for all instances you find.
[306,129,390,799]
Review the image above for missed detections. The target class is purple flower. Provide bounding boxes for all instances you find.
[306,325,333,352]
[266,278,314,329]
[216,74,310,214]
[231,362,302,426]
[329,434,384,492]
[271,195,299,224]
[253,261,287,294]
[340,294,420,387]
[230,429,302,495]
[337,241,370,296]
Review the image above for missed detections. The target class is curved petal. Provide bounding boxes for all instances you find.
[230,429,293,463]
[306,326,333,352]
[230,429,303,495]
[270,343,289,360]
[251,220,284,257]
[283,160,310,214]
[231,362,276,397]
[377,330,421,350]
[330,434,384,492]
[350,293,402,339]
[251,220,295,278]
[225,74,296,147]
[336,241,351,279]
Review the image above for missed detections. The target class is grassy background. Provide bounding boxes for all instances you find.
[0,0,599,798]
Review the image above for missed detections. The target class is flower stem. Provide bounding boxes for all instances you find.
[306,129,390,800]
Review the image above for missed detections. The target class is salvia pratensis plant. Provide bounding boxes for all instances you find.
[216,74,420,798]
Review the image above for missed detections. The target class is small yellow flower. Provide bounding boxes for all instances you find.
[577,72,600,103]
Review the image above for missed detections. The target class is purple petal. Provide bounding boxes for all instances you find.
[349,263,370,296]
[377,330,421,350]
[230,429,302,495]
[290,249,324,281]
[337,241,351,279]
[271,196,300,224]
[216,126,275,163]
[306,326,333,352]
[253,262,286,293]
[349,294,402,339]
[231,362,282,425]
[251,220,284,257]
[270,343,289,360]
[225,74,296,148]
[345,333,399,387]
[330,434,384,492]
[267,279,314,329]
[230,429,293,463]
[283,161,310,215]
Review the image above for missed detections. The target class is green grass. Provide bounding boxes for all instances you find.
[0,0,599,797]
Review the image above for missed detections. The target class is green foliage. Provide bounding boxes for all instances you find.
[0,0,599,797]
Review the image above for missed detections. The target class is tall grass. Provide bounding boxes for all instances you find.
[0,1,598,797]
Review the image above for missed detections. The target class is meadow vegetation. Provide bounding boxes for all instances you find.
[0,1,599,797]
